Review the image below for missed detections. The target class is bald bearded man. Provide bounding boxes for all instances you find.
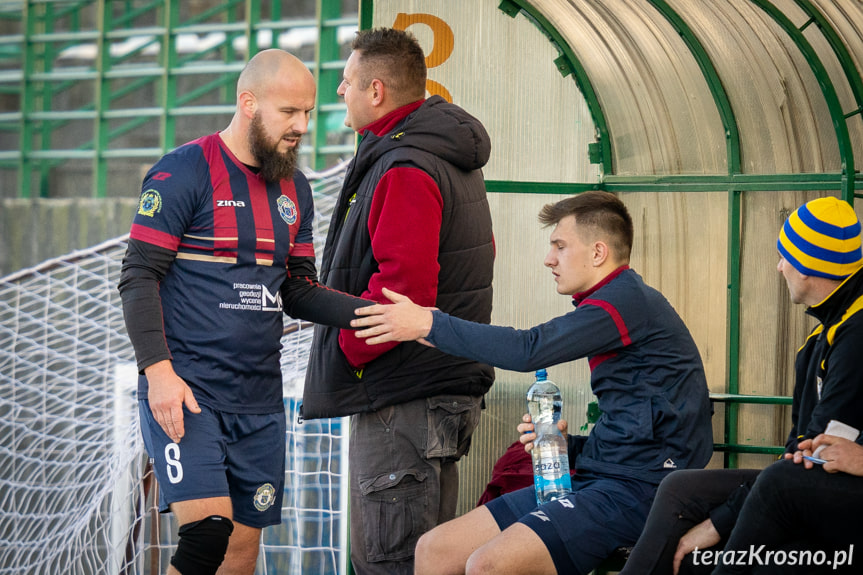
[119,49,370,575]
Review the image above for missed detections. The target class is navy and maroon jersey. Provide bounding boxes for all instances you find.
[129,133,314,413]
[425,266,713,484]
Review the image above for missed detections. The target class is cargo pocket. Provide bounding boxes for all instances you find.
[358,468,429,563]
[425,395,481,461]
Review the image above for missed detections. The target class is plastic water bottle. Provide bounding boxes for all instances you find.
[526,369,572,505]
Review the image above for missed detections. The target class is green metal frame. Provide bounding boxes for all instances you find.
[312,0,356,169]
[792,0,863,201]
[362,4,861,573]
[637,2,748,470]
[497,0,612,176]
[484,1,862,469]
[752,0,855,204]
[710,394,793,456]
[1,0,357,198]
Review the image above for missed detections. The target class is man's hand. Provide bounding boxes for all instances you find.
[673,519,720,575]
[351,287,435,345]
[144,359,201,443]
[784,435,863,473]
[810,434,863,475]
[785,438,816,469]
[516,413,568,453]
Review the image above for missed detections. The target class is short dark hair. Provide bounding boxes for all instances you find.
[352,28,427,104]
[538,191,634,261]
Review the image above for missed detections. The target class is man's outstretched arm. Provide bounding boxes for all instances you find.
[351,287,435,345]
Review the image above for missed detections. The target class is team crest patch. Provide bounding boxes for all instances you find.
[277,195,297,225]
[254,483,276,511]
[137,189,162,217]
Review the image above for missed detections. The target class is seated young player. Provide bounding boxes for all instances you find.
[351,191,714,575]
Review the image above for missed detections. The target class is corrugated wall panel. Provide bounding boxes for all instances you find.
[670,0,839,173]
[623,191,728,394]
[791,0,863,172]
[812,0,863,84]
[734,190,822,468]
[368,0,863,505]
[534,0,728,175]
[373,0,599,183]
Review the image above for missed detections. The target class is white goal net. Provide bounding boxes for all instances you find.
[0,163,350,575]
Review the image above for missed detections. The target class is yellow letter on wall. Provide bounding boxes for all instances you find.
[393,12,454,102]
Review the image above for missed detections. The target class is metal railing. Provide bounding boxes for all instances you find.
[0,0,357,198]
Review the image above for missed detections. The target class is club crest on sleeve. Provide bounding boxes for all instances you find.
[137,189,162,217]
[277,195,297,225]
[253,483,276,511]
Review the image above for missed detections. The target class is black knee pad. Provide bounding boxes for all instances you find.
[170,515,234,575]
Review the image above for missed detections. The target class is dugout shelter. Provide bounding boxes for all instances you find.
[3,1,863,573]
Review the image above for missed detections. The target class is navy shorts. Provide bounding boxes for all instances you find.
[139,400,286,528]
[485,471,656,575]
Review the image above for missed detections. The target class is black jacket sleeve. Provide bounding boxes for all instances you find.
[117,238,175,373]
[281,255,373,328]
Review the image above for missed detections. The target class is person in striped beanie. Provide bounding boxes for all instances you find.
[608,196,863,575]
[706,196,863,572]
[776,196,863,305]
[778,195,863,282]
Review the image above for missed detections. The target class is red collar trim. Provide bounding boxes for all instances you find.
[360,99,425,137]
[572,265,629,304]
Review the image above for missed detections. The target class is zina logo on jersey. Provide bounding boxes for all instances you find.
[217,199,246,207]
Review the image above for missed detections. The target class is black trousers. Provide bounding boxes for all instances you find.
[619,468,760,575]
[712,459,862,574]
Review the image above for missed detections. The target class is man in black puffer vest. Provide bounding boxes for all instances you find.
[302,27,495,575]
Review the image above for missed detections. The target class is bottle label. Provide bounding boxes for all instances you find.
[535,459,565,474]
[533,455,573,504]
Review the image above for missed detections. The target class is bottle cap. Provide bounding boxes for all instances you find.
[535,368,548,380]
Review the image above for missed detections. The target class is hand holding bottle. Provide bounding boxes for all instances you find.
[518,414,569,452]
[526,369,573,504]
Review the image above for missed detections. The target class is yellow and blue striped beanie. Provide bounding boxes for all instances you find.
[778,196,863,280]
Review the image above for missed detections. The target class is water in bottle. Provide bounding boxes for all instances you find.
[526,369,572,505]
[526,368,562,425]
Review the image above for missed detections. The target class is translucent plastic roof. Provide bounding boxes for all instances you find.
[530,0,863,177]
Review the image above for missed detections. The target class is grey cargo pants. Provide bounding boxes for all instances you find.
[348,394,483,575]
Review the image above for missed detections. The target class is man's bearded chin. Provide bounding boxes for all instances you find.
[249,114,301,182]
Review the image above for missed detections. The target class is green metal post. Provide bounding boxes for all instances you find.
[725,190,742,468]
[360,0,373,30]
[647,0,746,467]
[159,0,180,154]
[793,0,863,115]
[93,0,110,197]
[312,0,343,170]
[19,1,35,198]
[36,2,57,198]
[222,1,239,102]
[496,0,612,176]
[245,0,261,57]
[793,0,863,205]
